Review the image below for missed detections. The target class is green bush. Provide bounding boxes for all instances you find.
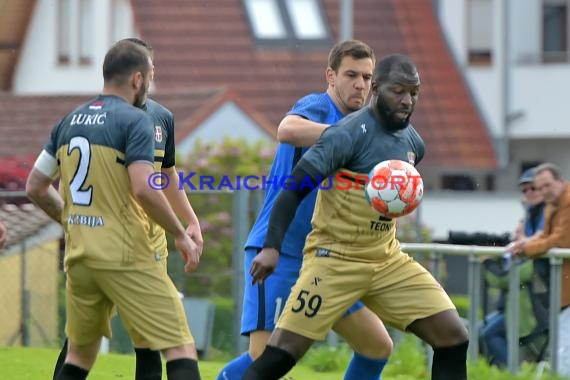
[450,294,470,319]
[210,296,235,354]
[468,359,567,380]
[384,334,428,379]
[300,344,351,372]
[167,138,276,298]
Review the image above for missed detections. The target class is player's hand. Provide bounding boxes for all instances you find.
[174,233,200,272]
[250,248,279,285]
[0,221,6,249]
[186,223,203,257]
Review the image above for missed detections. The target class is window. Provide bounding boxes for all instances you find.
[467,0,493,65]
[57,0,94,66]
[244,0,287,39]
[57,0,72,64]
[542,0,568,62]
[78,0,93,65]
[243,0,331,48]
[285,0,328,39]
[521,161,543,175]
[441,175,477,191]
[110,0,134,45]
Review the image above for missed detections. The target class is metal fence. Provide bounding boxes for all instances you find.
[400,242,570,376]
[0,191,63,349]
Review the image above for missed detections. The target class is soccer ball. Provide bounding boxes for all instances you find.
[365,159,424,218]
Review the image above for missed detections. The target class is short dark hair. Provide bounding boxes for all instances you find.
[123,37,154,59]
[535,162,563,180]
[373,54,418,83]
[328,40,375,72]
[103,40,151,85]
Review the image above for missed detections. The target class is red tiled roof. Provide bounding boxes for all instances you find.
[133,0,497,170]
[151,88,277,144]
[0,94,90,159]
[0,89,259,160]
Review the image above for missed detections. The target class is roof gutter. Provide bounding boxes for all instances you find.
[339,0,354,40]
[499,0,511,170]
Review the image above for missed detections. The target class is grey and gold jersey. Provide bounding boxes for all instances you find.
[45,94,156,270]
[300,106,425,261]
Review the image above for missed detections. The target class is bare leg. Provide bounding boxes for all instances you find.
[333,306,393,359]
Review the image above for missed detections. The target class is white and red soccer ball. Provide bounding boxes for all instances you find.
[365,159,424,218]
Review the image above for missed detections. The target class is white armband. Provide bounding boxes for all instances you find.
[33,150,59,179]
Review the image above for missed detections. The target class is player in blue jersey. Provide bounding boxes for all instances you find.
[217,40,393,380]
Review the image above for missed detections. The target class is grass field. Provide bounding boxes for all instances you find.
[3,344,567,380]
[0,346,344,380]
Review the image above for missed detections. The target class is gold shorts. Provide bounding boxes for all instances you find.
[65,262,193,350]
[276,250,455,340]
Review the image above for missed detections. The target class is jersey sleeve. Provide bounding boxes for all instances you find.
[411,127,426,166]
[162,112,176,168]
[297,124,354,179]
[43,119,64,158]
[125,112,155,166]
[286,93,328,122]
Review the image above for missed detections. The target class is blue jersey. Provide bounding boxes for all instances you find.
[245,92,344,258]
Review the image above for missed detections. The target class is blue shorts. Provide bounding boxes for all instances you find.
[240,248,364,335]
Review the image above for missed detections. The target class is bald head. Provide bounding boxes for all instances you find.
[373,54,419,85]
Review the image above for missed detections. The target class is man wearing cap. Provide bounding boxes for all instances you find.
[515,168,548,284]
[480,167,546,367]
[508,162,570,375]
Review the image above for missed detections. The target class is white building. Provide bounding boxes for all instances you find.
[436,0,570,190]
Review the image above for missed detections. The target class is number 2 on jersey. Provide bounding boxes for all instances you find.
[67,136,93,205]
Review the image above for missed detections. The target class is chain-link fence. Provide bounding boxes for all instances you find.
[0,192,63,349]
[0,189,264,357]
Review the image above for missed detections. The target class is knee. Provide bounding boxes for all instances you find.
[370,340,393,359]
[162,343,198,361]
[446,321,469,346]
[249,331,272,360]
[354,335,393,359]
[67,339,101,369]
[426,315,469,348]
[249,345,265,360]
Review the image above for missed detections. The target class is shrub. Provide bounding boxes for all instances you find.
[210,296,235,354]
[168,138,276,298]
[300,344,351,372]
[384,334,428,379]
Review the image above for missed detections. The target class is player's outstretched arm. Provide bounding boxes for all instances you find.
[250,163,320,284]
[26,168,64,224]
[0,221,7,249]
[277,115,328,147]
[128,162,199,272]
[161,166,203,255]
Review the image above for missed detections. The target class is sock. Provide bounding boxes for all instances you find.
[166,358,201,380]
[135,348,162,380]
[216,352,253,380]
[53,338,68,380]
[432,340,469,380]
[55,363,89,380]
[242,345,296,380]
[343,352,388,380]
